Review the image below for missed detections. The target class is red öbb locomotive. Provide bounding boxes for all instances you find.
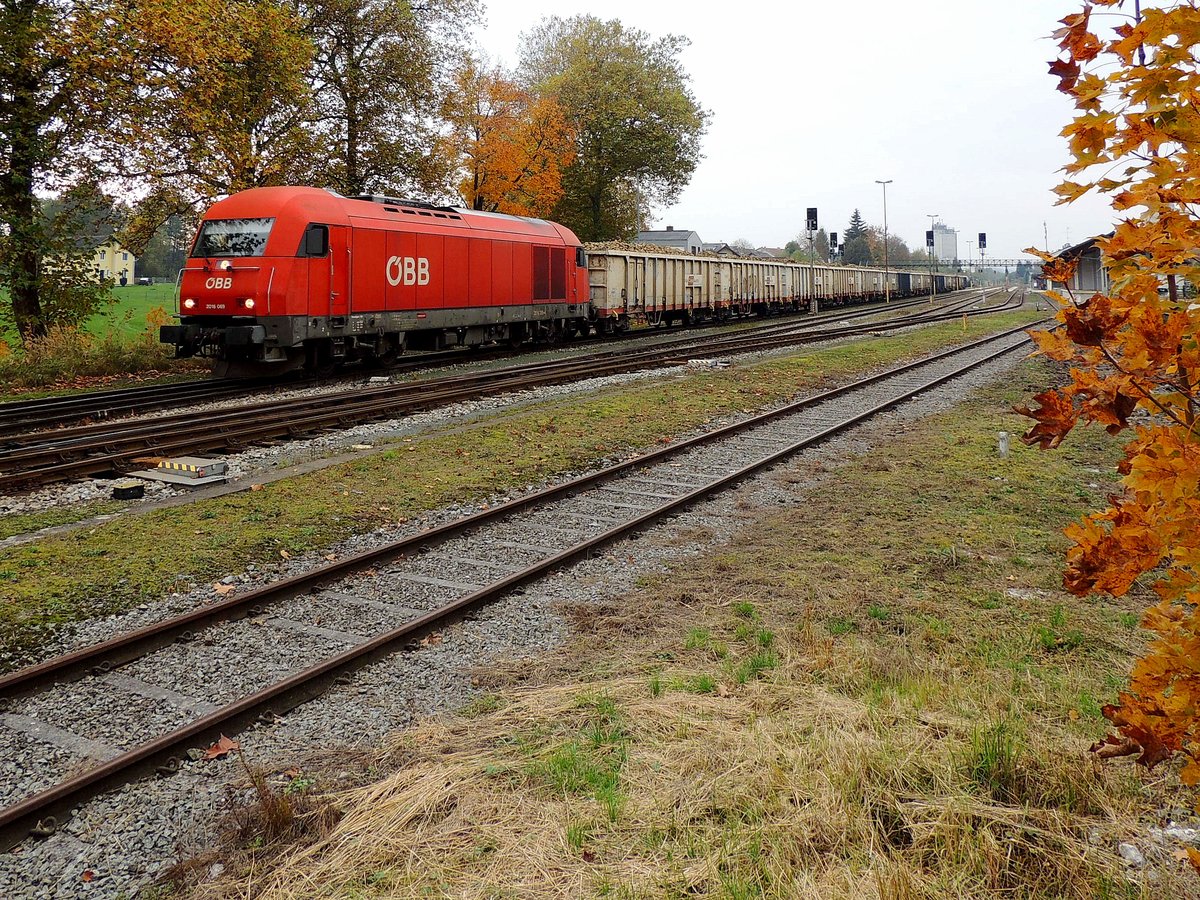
[161,186,591,375]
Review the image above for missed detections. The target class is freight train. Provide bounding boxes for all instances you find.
[160,186,970,375]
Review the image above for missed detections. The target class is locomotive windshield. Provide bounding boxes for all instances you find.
[191,218,275,258]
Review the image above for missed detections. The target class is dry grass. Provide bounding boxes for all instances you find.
[0,319,202,391]
[183,359,1199,899]
[190,673,1152,899]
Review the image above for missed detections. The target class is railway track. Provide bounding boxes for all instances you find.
[0,290,984,439]
[0,289,1020,490]
[0,315,1042,853]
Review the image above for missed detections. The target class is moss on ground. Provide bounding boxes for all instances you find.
[0,310,1040,668]
[0,501,124,542]
[183,355,1198,899]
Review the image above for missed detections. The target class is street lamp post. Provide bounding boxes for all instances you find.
[876,179,892,302]
[966,239,974,270]
[927,214,939,303]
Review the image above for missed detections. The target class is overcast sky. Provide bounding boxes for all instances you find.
[473,1,1118,263]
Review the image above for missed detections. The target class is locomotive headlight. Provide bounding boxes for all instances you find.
[242,298,255,309]
[183,298,197,310]
[218,259,233,272]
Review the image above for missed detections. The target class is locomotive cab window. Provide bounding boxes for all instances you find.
[299,224,329,257]
[192,217,275,258]
[575,247,587,268]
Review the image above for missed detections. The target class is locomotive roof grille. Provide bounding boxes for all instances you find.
[355,194,463,220]
[357,194,451,212]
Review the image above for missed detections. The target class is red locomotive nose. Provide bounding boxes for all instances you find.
[180,263,267,315]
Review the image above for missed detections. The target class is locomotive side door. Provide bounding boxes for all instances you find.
[329,226,350,317]
[305,223,350,319]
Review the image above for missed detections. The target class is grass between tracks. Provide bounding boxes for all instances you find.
[179,357,1200,900]
[0,309,1041,669]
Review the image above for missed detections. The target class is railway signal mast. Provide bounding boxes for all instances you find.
[807,207,819,312]
[926,216,938,304]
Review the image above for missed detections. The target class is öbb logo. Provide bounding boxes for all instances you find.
[205,277,233,290]
[386,256,430,287]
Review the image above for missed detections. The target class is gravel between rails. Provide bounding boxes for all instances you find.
[0,337,1031,899]
[0,294,1004,527]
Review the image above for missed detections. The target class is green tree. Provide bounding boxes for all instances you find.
[842,210,873,265]
[0,0,133,339]
[789,228,829,263]
[134,214,191,280]
[520,16,709,240]
[844,209,868,243]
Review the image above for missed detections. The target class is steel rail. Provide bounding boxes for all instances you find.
[0,317,1041,853]
[4,290,1002,452]
[0,292,1020,489]
[0,290,981,442]
[0,292,957,437]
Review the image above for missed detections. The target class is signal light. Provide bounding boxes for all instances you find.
[978,232,987,249]
[806,207,818,231]
[183,298,197,310]
[926,230,935,248]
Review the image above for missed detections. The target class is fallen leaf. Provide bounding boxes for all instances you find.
[203,734,240,760]
[213,583,236,596]
[716,684,730,698]
[1068,709,1080,721]
[280,549,291,560]
[81,870,95,883]
[581,849,596,863]
[250,483,264,492]
[324,553,337,561]
[282,766,302,779]
[420,632,443,647]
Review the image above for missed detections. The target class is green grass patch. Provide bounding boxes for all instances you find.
[86,284,179,338]
[0,501,124,542]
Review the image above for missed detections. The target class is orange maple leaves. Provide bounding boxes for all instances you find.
[443,61,576,218]
[1026,3,1200,798]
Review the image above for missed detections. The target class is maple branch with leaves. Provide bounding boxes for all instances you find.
[1023,2,1200,826]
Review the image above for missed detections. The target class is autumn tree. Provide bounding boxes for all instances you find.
[0,0,136,339]
[519,15,708,241]
[1020,2,1200,792]
[301,0,475,198]
[443,58,574,217]
[124,0,316,231]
